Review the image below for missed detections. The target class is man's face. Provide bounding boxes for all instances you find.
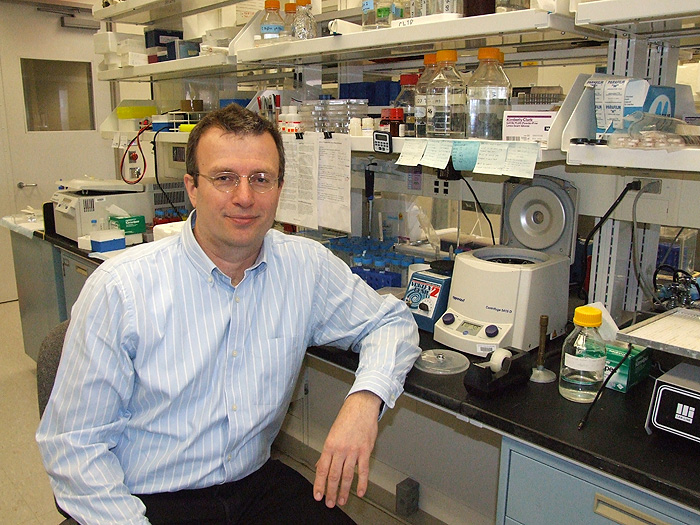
[184,128,282,261]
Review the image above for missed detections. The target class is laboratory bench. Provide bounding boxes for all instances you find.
[307,331,700,522]
[7,220,700,522]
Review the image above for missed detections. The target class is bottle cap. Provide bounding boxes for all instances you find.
[400,74,419,86]
[380,108,391,119]
[265,0,280,9]
[284,2,297,12]
[573,306,603,327]
[423,53,437,66]
[477,47,500,60]
[389,107,404,120]
[296,0,310,5]
[435,49,457,63]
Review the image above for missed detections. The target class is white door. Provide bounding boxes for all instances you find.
[0,1,115,302]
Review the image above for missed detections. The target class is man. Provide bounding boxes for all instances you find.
[37,103,420,524]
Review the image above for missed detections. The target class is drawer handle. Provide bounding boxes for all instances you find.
[594,493,669,525]
[75,265,88,277]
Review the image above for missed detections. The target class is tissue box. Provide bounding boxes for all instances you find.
[110,215,146,235]
[604,342,652,393]
[90,230,126,252]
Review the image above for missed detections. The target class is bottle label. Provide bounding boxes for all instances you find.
[564,353,606,373]
[261,24,284,35]
[362,0,374,13]
[427,93,466,106]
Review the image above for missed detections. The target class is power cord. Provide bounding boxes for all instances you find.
[578,342,634,430]
[120,124,151,184]
[576,180,641,301]
[459,176,496,246]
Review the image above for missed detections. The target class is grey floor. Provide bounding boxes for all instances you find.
[0,300,405,525]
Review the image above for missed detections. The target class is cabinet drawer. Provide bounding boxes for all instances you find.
[499,438,699,525]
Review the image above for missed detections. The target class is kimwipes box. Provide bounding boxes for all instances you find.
[503,111,558,148]
[646,362,700,444]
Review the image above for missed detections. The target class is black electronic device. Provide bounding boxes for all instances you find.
[463,348,532,396]
[373,130,392,154]
[646,362,700,444]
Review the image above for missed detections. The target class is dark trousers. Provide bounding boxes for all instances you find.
[135,459,357,525]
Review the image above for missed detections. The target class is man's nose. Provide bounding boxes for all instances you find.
[230,178,256,205]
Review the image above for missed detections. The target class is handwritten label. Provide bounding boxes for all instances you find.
[451,140,480,171]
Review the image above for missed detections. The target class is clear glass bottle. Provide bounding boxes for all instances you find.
[495,0,529,12]
[466,46,511,140]
[293,0,317,39]
[415,53,437,138]
[427,49,466,138]
[281,2,297,41]
[260,0,285,44]
[362,0,393,30]
[393,73,418,137]
[559,306,607,403]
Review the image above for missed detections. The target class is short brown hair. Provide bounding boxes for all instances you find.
[185,103,285,186]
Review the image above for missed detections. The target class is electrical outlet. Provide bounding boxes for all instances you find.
[423,174,463,200]
[633,178,662,194]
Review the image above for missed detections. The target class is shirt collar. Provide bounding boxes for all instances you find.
[182,210,270,280]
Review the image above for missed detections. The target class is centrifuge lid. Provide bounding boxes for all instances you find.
[500,175,577,262]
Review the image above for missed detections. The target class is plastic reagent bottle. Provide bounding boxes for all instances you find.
[467,46,511,140]
[260,0,285,44]
[559,306,607,403]
[293,0,317,39]
[281,2,297,41]
[393,74,419,137]
[415,54,438,138]
[362,0,393,30]
[427,49,466,138]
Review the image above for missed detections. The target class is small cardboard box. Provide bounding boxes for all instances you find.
[145,29,183,49]
[110,215,146,235]
[502,111,558,148]
[604,342,652,393]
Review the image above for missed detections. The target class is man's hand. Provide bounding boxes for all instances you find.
[313,390,382,508]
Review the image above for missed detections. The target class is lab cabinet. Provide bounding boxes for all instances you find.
[10,231,65,361]
[496,436,700,525]
[59,249,98,318]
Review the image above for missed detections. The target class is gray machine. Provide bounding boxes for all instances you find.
[52,178,187,242]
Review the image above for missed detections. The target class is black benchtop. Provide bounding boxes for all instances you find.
[33,228,700,512]
[307,331,700,513]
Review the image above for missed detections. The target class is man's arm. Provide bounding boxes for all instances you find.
[307,250,421,508]
[36,267,149,524]
[313,390,382,508]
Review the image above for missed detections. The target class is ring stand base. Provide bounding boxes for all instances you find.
[530,366,556,384]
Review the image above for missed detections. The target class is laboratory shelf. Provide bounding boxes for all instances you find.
[350,136,564,163]
[93,0,247,27]
[566,143,700,173]
[575,0,700,41]
[236,10,608,65]
[96,54,296,84]
[97,54,237,82]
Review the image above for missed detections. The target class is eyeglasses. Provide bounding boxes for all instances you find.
[197,172,279,194]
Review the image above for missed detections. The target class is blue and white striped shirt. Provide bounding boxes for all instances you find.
[36,212,420,524]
